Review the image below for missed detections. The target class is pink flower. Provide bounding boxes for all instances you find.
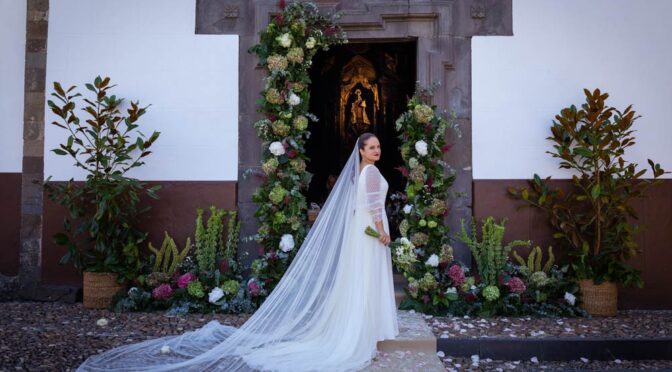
[177,272,196,289]
[507,277,527,294]
[152,284,173,300]
[248,280,261,296]
[447,264,465,286]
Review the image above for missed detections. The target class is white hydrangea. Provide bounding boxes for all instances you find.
[305,37,316,49]
[276,33,292,48]
[564,291,576,306]
[425,254,439,267]
[399,237,411,246]
[415,140,428,156]
[403,204,412,214]
[408,157,419,168]
[269,142,285,156]
[208,287,224,304]
[279,234,295,252]
[287,92,301,106]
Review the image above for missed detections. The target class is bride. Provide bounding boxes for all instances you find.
[77,132,399,371]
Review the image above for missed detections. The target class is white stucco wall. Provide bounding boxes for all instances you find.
[44,0,238,181]
[0,0,26,173]
[472,0,672,179]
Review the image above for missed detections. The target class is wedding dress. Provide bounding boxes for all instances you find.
[76,139,399,372]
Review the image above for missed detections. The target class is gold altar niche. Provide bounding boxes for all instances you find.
[339,56,380,142]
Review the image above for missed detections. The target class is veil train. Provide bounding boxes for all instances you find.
[77,140,372,371]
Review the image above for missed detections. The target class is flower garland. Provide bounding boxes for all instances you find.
[247,1,347,300]
[390,84,461,312]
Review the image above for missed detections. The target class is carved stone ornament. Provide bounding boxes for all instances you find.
[471,5,486,19]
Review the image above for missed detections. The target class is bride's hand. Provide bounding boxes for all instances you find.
[378,232,391,246]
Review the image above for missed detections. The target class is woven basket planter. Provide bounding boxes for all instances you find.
[83,271,126,309]
[579,279,618,317]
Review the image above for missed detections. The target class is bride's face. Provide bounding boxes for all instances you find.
[359,137,381,163]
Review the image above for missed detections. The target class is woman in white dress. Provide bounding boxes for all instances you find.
[77,132,399,371]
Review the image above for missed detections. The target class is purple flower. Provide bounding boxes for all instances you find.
[177,272,196,289]
[248,280,261,297]
[447,264,465,286]
[152,284,174,300]
[507,276,527,294]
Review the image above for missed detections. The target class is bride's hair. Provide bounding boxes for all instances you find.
[358,132,377,151]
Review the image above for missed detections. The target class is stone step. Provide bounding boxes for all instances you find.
[366,310,444,371]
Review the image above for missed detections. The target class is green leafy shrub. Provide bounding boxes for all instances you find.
[509,88,667,287]
[44,76,160,282]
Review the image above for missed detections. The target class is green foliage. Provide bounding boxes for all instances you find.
[390,83,459,313]
[509,88,668,287]
[113,207,256,314]
[247,1,347,299]
[43,76,161,282]
[195,207,227,273]
[513,246,555,273]
[224,211,241,260]
[456,217,530,286]
[148,232,191,274]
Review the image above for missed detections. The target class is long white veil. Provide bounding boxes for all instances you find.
[77,140,365,371]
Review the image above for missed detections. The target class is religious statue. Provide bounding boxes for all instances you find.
[339,56,379,147]
[350,89,371,129]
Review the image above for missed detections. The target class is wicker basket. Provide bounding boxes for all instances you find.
[579,279,618,317]
[83,271,126,309]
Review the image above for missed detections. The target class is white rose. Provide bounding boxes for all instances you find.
[96,318,109,327]
[279,234,295,252]
[399,237,411,246]
[287,92,301,106]
[269,141,285,156]
[160,345,171,354]
[564,292,576,306]
[415,140,428,156]
[425,254,439,267]
[305,37,316,49]
[276,33,292,48]
[445,287,457,294]
[208,287,224,304]
[403,204,412,214]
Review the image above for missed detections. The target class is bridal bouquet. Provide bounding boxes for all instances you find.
[364,226,380,238]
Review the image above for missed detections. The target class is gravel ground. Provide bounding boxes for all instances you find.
[425,310,672,339]
[0,301,250,371]
[1,302,671,371]
[438,355,672,371]
[426,310,672,371]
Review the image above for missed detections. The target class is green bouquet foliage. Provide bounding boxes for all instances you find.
[509,89,667,287]
[247,1,347,300]
[44,76,160,282]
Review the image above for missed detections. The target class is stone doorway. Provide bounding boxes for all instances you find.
[305,41,416,219]
[195,0,513,265]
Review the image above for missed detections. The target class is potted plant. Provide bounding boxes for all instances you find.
[44,76,160,308]
[509,88,667,316]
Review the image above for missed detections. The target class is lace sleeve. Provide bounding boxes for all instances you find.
[364,166,384,222]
